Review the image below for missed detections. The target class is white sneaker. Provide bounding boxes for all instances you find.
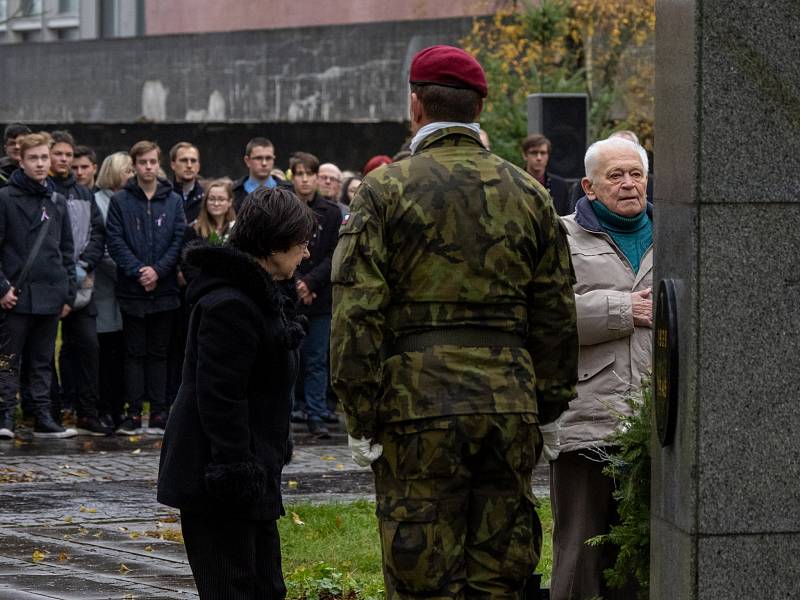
[0,427,14,440]
[33,427,78,439]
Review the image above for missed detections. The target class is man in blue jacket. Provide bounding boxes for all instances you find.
[106,141,185,436]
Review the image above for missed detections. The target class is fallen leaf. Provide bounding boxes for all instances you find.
[58,552,69,562]
[144,545,154,552]
[78,528,89,536]
[335,515,343,528]
[93,532,103,538]
[66,470,90,478]
[144,527,183,543]
[119,563,130,573]
[129,531,140,539]
[127,436,141,443]
[160,515,178,523]
[287,480,298,489]
[132,448,141,455]
[291,512,305,526]
[118,526,129,532]
[320,455,336,461]
[32,549,47,562]
[63,516,73,523]
[336,463,345,470]
[79,506,97,513]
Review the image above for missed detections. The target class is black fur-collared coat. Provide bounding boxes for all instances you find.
[157,245,305,520]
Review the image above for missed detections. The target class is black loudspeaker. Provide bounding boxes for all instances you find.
[527,93,588,179]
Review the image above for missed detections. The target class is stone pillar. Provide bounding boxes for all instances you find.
[652,1,800,597]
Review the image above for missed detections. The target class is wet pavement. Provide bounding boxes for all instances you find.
[0,424,549,598]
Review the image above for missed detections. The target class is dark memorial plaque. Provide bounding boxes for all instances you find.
[654,279,679,447]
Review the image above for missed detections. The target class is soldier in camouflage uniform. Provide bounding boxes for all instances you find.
[330,45,578,599]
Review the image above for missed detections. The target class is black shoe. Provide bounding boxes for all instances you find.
[307,419,331,439]
[0,412,14,440]
[146,411,168,435]
[290,410,308,424]
[99,414,115,430]
[321,412,339,424]
[75,415,113,437]
[115,415,142,436]
[33,413,77,438]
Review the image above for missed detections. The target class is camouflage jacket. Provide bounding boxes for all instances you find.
[330,126,578,440]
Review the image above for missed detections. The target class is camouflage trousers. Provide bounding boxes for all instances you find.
[373,413,543,600]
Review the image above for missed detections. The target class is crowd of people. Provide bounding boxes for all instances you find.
[0,123,386,440]
[0,43,653,600]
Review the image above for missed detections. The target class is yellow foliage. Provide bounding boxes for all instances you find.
[461,0,655,161]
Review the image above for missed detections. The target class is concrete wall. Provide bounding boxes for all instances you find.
[0,17,472,124]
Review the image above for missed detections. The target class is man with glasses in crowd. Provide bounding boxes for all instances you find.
[232,137,278,211]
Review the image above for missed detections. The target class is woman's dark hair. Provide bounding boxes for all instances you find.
[228,186,316,257]
[339,175,362,206]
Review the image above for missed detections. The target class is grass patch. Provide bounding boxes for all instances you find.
[279,499,554,599]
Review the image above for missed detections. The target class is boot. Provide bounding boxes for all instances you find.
[33,411,77,438]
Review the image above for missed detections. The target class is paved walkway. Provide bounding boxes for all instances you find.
[0,430,549,598]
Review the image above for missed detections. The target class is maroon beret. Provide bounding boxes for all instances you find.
[409,45,488,98]
[363,155,392,175]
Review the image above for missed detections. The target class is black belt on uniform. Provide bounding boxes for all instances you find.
[385,327,525,358]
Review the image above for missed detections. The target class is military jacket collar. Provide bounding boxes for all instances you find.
[416,126,483,154]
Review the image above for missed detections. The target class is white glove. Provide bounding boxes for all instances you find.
[538,421,561,464]
[348,435,383,468]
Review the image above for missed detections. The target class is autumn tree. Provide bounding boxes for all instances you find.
[462,0,654,165]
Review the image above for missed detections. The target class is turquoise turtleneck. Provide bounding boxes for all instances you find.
[590,200,652,273]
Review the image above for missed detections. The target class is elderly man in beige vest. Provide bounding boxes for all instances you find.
[547,136,653,600]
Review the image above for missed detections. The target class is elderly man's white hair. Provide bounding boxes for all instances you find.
[584,137,649,181]
[319,162,342,177]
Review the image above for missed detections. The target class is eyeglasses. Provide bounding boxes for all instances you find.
[319,175,340,183]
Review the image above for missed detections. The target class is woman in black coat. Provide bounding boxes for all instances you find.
[157,186,314,599]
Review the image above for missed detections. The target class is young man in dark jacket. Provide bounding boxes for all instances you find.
[169,142,204,224]
[289,152,341,437]
[166,142,204,413]
[49,131,109,435]
[106,141,186,436]
[0,124,32,189]
[0,132,77,439]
